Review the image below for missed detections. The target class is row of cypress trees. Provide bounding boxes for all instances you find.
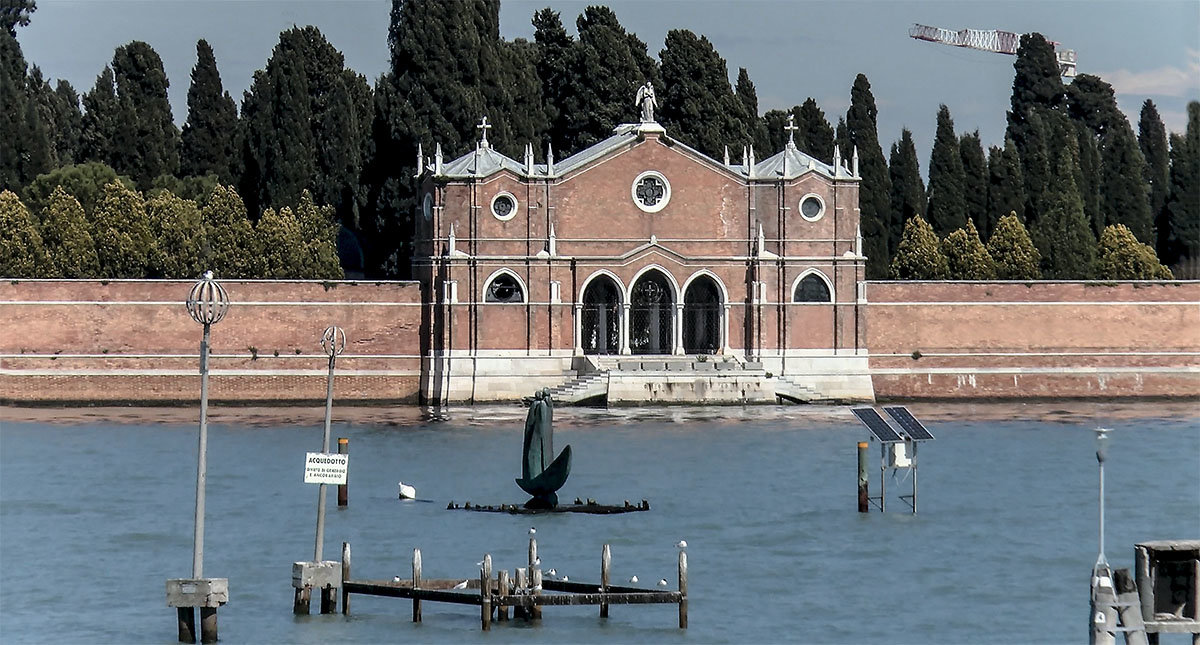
[1,2,1196,280]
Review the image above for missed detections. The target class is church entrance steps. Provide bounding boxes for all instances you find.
[539,371,609,406]
[773,375,822,403]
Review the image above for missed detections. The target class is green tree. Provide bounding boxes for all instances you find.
[1139,100,1172,262]
[181,39,238,183]
[1,0,36,35]
[959,130,988,238]
[1006,33,1065,223]
[844,74,891,278]
[293,191,343,279]
[1165,102,1200,264]
[987,212,1041,280]
[91,180,155,277]
[149,173,221,206]
[39,186,99,278]
[1032,145,1096,279]
[533,8,573,154]
[23,162,133,215]
[888,128,924,258]
[145,190,205,278]
[890,215,949,280]
[80,66,119,166]
[1075,122,1102,236]
[256,205,305,278]
[0,190,50,277]
[735,67,769,152]
[658,29,747,158]
[985,138,1024,240]
[926,104,965,236]
[501,38,550,156]
[110,41,181,188]
[941,219,996,280]
[795,98,835,164]
[47,79,82,166]
[1097,224,1172,280]
[0,30,51,191]
[202,184,261,278]
[762,109,789,153]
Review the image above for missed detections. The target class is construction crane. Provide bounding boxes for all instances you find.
[909,23,1077,77]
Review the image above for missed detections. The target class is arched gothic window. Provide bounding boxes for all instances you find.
[485,272,524,303]
[794,273,832,303]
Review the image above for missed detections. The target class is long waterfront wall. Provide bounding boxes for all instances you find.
[0,280,424,404]
[2,279,1197,404]
[865,281,1200,400]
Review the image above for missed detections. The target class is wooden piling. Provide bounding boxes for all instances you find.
[514,568,529,619]
[199,606,218,643]
[678,550,688,629]
[341,542,351,615]
[858,442,869,512]
[532,567,544,620]
[480,555,493,630]
[412,548,422,622]
[600,543,611,618]
[1113,568,1149,645]
[1092,567,1118,645]
[293,586,311,615]
[497,569,509,621]
[337,438,348,506]
[320,586,336,614]
[177,607,196,643]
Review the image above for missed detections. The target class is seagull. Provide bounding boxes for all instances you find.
[529,527,536,535]
[629,575,638,583]
[452,580,469,590]
[675,540,687,549]
[560,575,568,582]
[548,568,557,577]
[392,575,401,582]
[658,579,668,587]
[476,560,485,566]
[535,557,541,566]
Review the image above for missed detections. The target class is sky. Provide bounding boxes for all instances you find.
[16,0,1200,169]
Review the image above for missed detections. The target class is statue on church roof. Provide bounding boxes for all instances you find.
[636,81,657,123]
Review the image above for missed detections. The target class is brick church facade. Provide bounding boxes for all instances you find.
[414,107,874,404]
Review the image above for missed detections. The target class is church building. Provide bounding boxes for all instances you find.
[414,91,874,404]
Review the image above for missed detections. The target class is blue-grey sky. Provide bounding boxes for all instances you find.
[17,0,1200,167]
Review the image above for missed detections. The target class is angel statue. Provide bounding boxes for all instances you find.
[635,81,657,123]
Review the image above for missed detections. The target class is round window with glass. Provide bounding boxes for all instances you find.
[798,193,825,222]
[631,171,671,213]
[491,192,517,221]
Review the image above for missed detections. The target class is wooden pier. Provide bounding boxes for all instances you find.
[338,537,686,630]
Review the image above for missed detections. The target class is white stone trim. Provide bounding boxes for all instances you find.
[579,269,627,304]
[490,190,518,221]
[791,268,834,303]
[681,269,730,305]
[631,170,671,213]
[422,192,433,220]
[481,268,527,303]
[798,192,825,222]
[627,264,681,304]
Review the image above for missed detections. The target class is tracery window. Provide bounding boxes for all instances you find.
[485,272,524,303]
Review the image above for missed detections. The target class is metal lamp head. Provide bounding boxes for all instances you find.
[321,326,347,358]
[1094,428,1110,464]
[186,271,229,326]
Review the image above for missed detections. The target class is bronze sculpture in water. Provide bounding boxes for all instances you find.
[516,389,572,508]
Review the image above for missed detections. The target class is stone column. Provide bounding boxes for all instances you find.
[573,303,583,355]
[620,303,631,355]
[722,304,732,354]
[673,303,685,355]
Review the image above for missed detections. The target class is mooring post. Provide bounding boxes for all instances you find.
[1113,568,1148,645]
[497,568,509,621]
[857,441,869,513]
[529,536,542,619]
[199,607,218,643]
[292,586,311,615]
[514,568,529,620]
[177,608,196,643]
[341,542,351,615]
[481,554,492,631]
[880,443,887,513]
[678,550,688,629]
[600,543,611,618]
[337,437,349,507]
[412,548,422,622]
[1091,567,1118,645]
[313,327,344,565]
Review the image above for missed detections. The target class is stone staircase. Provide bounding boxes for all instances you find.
[522,370,609,406]
[773,375,821,403]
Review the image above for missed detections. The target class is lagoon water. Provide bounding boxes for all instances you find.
[1,402,1198,644]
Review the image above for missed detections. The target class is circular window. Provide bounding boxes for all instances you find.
[798,193,825,221]
[631,171,671,213]
[422,192,433,220]
[491,192,517,221]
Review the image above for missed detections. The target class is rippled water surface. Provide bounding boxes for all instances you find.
[1,402,1198,644]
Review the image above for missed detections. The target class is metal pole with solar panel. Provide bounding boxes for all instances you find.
[850,406,936,513]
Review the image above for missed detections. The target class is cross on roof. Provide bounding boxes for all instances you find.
[477,116,492,147]
[785,113,798,145]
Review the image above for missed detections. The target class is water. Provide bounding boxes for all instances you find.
[1,403,1197,644]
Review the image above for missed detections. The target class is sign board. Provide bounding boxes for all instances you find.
[304,452,348,485]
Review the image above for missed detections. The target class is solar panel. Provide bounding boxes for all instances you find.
[883,406,935,441]
[851,407,904,443]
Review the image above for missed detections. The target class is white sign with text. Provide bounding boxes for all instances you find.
[304,452,348,485]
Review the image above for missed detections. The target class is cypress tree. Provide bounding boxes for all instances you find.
[1097,224,1172,280]
[796,98,834,164]
[735,67,769,153]
[844,74,891,278]
[203,184,261,278]
[1006,33,1065,223]
[941,219,996,280]
[959,130,988,237]
[1165,102,1199,265]
[1075,122,1102,236]
[558,6,647,153]
[145,190,205,278]
[181,39,238,183]
[0,190,50,277]
[926,104,966,236]
[1,0,36,35]
[658,29,747,158]
[500,39,549,157]
[889,215,949,280]
[48,79,82,167]
[985,139,1024,240]
[80,66,119,166]
[1139,100,1173,263]
[39,186,99,278]
[888,128,924,258]
[240,44,315,219]
[1032,145,1096,279]
[1099,120,1153,242]
[987,212,1041,280]
[835,117,849,162]
[762,109,790,153]
[110,41,180,188]
[0,30,50,191]
[91,181,155,277]
[533,8,573,154]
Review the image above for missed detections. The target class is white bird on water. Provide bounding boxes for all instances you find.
[548,568,557,577]
[392,575,401,582]
[452,580,469,590]
[397,482,416,499]
[529,527,536,535]
[560,575,568,582]
[629,575,638,583]
[658,579,668,587]
[675,540,687,549]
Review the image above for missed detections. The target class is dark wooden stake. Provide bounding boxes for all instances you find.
[293,587,311,615]
[497,569,509,621]
[412,548,422,622]
[600,544,611,618]
[341,542,351,615]
[514,568,529,619]
[199,607,218,643]
[678,550,688,629]
[858,441,869,513]
[337,438,348,506]
[320,586,336,614]
[177,607,196,643]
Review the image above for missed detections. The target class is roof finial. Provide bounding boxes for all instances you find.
[546,142,555,176]
[525,143,534,175]
[415,143,424,177]
[476,115,492,149]
[852,145,860,177]
[724,145,730,166]
[833,144,841,175]
[434,143,443,175]
[784,113,799,148]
